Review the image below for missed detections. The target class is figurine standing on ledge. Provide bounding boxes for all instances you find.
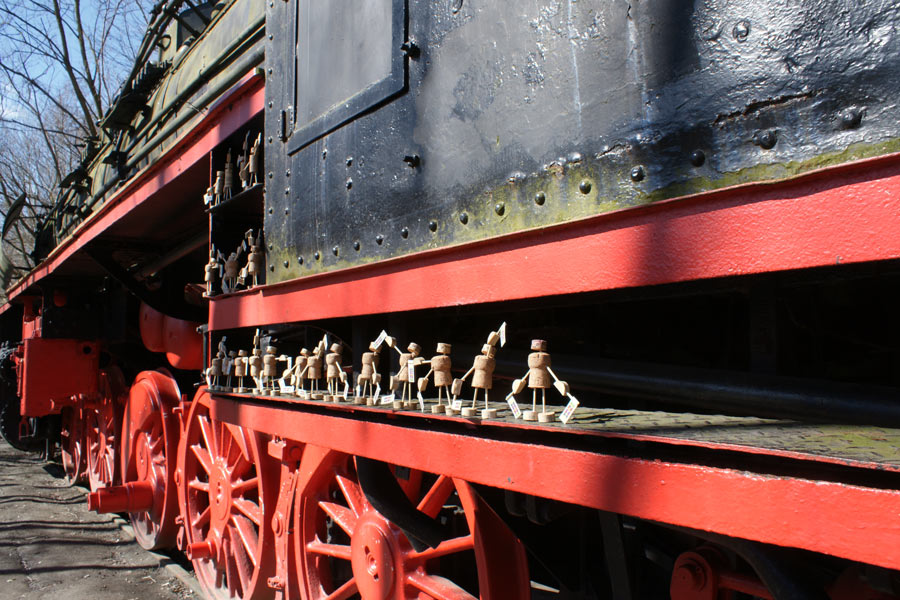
[356,341,381,404]
[291,348,310,396]
[223,149,234,201]
[418,343,452,413]
[204,248,223,296]
[300,341,325,399]
[387,338,422,409]
[263,346,278,393]
[249,132,261,186]
[510,339,570,423]
[453,327,503,419]
[234,350,248,392]
[213,170,224,205]
[245,229,264,287]
[325,342,346,401]
[249,347,263,393]
[222,247,242,293]
[225,350,237,389]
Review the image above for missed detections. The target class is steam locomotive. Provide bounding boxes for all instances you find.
[3,0,900,598]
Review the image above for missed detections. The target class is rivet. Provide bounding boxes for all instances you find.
[285,169,290,177]
[376,234,384,245]
[322,149,327,159]
[733,20,750,42]
[841,108,863,130]
[346,157,353,167]
[284,208,289,215]
[459,212,468,224]
[754,129,777,149]
[630,166,645,182]
[332,246,339,256]
[314,251,320,260]
[267,68,273,74]
[268,34,273,40]
[346,178,352,189]
[494,202,505,215]
[400,227,409,238]
[283,260,289,267]
[268,101,273,108]
[268,207,273,214]
[690,150,706,167]
[268,243,273,250]
[268,171,274,179]
[450,0,462,13]
[534,191,546,205]
[267,136,273,144]
[284,187,290,195]
[353,241,361,251]
[298,256,304,265]
[428,220,437,232]
[579,180,592,194]
[269,264,275,272]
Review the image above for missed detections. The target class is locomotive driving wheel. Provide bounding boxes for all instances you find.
[294,447,530,600]
[86,368,125,492]
[179,388,277,600]
[60,407,86,485]
[120,370,181,550]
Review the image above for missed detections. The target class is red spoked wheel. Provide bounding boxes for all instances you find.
[60,406,86,485]
[120,370,181,550]
[294,446,531,600]
[86,368,126,492]
[178,388,278,600]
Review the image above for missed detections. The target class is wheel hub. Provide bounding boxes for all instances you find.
[351,515,396,600]
[210,462,232,525]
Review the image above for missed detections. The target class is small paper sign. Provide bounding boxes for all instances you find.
[560,395,580,424]
[373,383,381,404]
[451,398,463,411]
[342,381,350,400]
[278,378,287,392]
[381,392,395,405]
[283,385,295,394]
[417,390,425,411]
[506,394,521,418]
[374,330,388,349]
[407,362,415,381]
[499,322,507,347]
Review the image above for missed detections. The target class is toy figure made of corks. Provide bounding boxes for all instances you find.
[386,338,424,410]
[510,339,570,423]
[452,328,503,419]
[417,343,452,414]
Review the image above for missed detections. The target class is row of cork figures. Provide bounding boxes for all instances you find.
[204,324,581,425]
[204,229,265,296]
[203,131,261,208]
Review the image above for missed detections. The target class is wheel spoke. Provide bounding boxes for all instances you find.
[417,474,455,518]
[228,524,254,594]
[410,534,474,562]
[197,415,217,458]
[192,506,211,529]
[224,538,238,598]
[231,476,259,496]
[335,473,365,516]
[230,514,259,567]
[324,577,358,600]
[191,444,214,475]
[407,572,476,600]
[233,497,262,526]
[307,540,352,561]
[189,479,210,493]
[318,500,357,536]
[225,422,252,463]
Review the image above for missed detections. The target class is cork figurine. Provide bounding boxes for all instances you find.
[511,339,570,423]
[324,342,347,401]
[204,247,223,296]
[207,350,223,390]
[249,347,263,393]
[203,185,214,207]
[356,341,382,405]
[262,346,278,393]
[234,350,248,392]
[249,132,261,186]
[387,338,423,409]
[223,149,234,201]
[453,328,503,419]
[245,229,264,287]
[238,131,251,189]
[225,350,237,389]
[213,170,225,205]
[222,248,242,293]
[418,343,452,414]
[291,348,310,396]
[301,341,325,399]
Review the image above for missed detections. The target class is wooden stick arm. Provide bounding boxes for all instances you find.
[460,366,475,381]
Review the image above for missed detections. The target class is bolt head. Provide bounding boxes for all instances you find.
[428,220,437,232]
[494,202,505,215]
[400,227,409,239]
[579,180,592,194]
[353,241,361,251]
[534,191,546,205]
[630,165,645,182]
[690,150,706,167]
[332,246,339,256]
[314,251,320,260]
[375,235,384,245]
[459,212,468,224]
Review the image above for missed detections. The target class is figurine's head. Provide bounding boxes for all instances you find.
[238,350,248,357]
[531,339,548,352]
[252,348,261,355]
[217,350,225,359]
[229,252,238,260]
[266,346,276,355]
[481,344,497,358]
[330,342,342,354]
[300,348,310,357]
[436,342,451,355]
[407,342,422,356]
[229,350,237,357]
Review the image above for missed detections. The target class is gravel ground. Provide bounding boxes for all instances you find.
[0,439,197,600]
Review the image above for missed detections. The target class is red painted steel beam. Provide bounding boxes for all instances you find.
[211,395,900,572]
[210,153,900,330]
[4,73,264,304]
